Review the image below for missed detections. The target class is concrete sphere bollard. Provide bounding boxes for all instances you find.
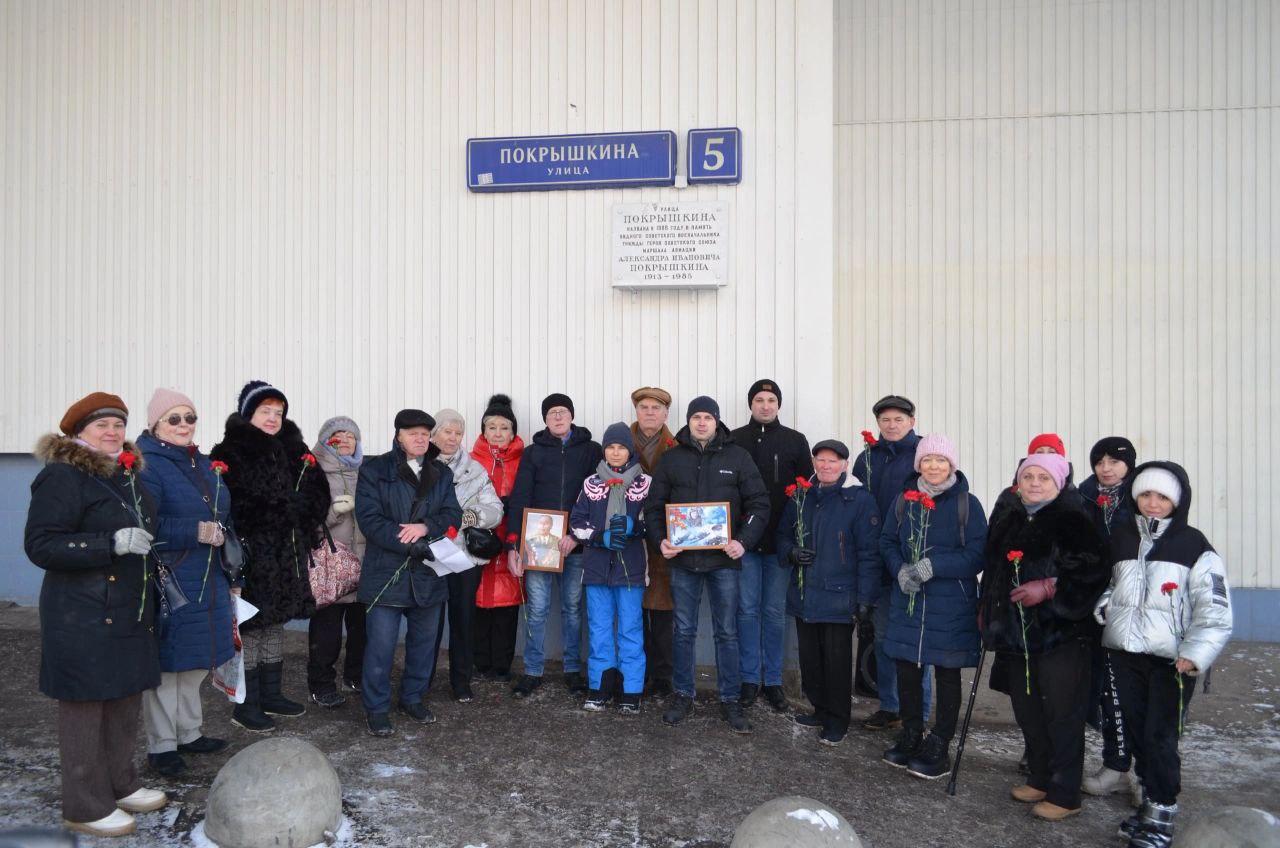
[205,738,342,848]
[731,796,864,848]
[1176,807,1280,848]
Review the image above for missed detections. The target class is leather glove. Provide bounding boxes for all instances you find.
[332,495,356,515]
[461,507,480,528]
[608,514,636,537]
[788,547,817,567]
[1011,577,1057,607]
[407,538,436,561]
[197,521,225,546]
[113,527,154,556]
[857,605,875,641]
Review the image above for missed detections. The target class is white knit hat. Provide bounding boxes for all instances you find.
[1131,467,1182,507]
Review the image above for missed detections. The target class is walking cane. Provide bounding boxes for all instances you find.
[947,647,987,797]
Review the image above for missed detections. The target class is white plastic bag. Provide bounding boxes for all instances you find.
[210,595,259,704]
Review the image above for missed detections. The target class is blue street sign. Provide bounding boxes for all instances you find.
[687,128,742,185]
[467,131,677,192]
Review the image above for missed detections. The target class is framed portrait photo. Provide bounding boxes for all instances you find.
[665,502,732,550]
[520,509,570,573]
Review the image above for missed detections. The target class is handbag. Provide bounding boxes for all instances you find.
[309,526,362,608]
[220,522,246,583]
[463,526,503,560]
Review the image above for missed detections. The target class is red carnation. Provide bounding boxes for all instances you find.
[210,460,229,475]
[118,451,137,472]
[1007,550,1024,562]
[506,532,518,544]
[1096,494,1112,507]
[785,484,798,497]
[446,526,459,540]
[904,490,922,503]
[861,430,877,447]
[301,453,317,467]
[665,438,676,448]
[607,478,625,486]
[921,496,936,510]
[797,477,813,490]
[1161,581,1178,595]
[327,436,342,447]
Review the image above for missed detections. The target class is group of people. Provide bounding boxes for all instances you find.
[24,381,1233,848]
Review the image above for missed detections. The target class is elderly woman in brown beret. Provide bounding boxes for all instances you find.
[25,393,169,837]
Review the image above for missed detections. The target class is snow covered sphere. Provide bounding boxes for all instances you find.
[1177,807,1280,848]
[205,738,342,848]
[731,796,863,848]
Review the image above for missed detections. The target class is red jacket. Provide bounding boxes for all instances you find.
[471,434,525,608]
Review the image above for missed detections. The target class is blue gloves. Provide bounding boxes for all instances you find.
[609,514,638,537]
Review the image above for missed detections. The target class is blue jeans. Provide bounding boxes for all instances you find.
[522,554,584,677]
[737,552,788,686]
[872,595,931,718]
[361,601,444,714]
[585,584,646,694]
[671,566,741,702]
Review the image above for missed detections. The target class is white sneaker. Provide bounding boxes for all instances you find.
[1082,765,1132,796]
[116,786,168,813]
[63,808,136,837]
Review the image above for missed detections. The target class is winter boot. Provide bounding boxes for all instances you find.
[599,668,623,705]
[882,727,923,768]
[662,693,694,726]
[231,666,276,733]
[720,701,752,734]
[1083,765,1134,796]
[258,661,306,717]
[618,693,641,715]
[582,691,609,711]
[1127,801,1177,848]
[906,733,952,780]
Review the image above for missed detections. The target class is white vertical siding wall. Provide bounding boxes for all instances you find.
[0,1,834,455]
[835,0,1279,589]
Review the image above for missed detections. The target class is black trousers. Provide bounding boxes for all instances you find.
[1093,647,1133,771]
[1007,638,1092,810]
[898,660,962,743]
[431,566,483,691]
[472,605,519,675]
[796,620,854,735]
[643,608,674,685]
[1109,650,1195,806]
[307,601,366,694]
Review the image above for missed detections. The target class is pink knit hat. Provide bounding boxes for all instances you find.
[914,433,959,472]
[147,388,197,430]
[1018,453,1069,491]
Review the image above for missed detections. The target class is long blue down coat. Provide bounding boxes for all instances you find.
[881,472,988,668]
[776,474,882,624]
[356,443,463,609]
[569,464,651,588]
[136,431,235,672]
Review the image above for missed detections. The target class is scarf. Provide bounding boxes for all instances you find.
[633,425,667,472]
[323,441,364,469]
[917,472,957,498]
[595,459,642,520]
[1097,482,1122,532]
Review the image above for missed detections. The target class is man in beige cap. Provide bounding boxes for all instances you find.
[629,387,676,696]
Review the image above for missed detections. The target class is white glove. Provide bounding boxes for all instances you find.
[1094,605,1107,626]
[332,495,356,515]
[113,527,154,556]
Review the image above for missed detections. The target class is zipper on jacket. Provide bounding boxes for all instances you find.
[773,453,779,484]
[838,530,845,562]
[917,594,927,668]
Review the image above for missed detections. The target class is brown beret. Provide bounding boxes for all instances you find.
[60,392,129,435]
[630,386,672,407]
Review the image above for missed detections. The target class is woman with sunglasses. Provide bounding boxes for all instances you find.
[135,389,235,776]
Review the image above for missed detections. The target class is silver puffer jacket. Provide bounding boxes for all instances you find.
[1094,462,1232,674]
[442,448,504,565]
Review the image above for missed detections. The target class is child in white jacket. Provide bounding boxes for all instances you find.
[1095,461,1232,848]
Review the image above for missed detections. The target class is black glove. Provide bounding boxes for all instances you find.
[857,605,874,641]
[788,547,816,567]
[407,538,436,561]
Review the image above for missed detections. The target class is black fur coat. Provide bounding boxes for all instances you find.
[211,415,330,629]
[979,493,1110,656]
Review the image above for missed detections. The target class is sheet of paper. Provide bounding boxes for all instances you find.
[427,538,476,577]
[234,595,260,624]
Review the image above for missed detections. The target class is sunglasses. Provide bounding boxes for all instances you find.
[164,413,198,426]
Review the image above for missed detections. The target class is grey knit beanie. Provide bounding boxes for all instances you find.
[318,415,361,445]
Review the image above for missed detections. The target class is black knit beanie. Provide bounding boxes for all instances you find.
[747,378,782,407]
[541,393,575,421]
[482,394,518,436]
[686,396,721,422]
[238,380,289,420]
[1089,436,1137,471]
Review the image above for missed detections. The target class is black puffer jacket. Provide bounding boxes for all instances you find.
[644,423,770,573]
[729,418,813,554]
[505,425,603,553]
[25,435,160,701]
[210,415,330,629]
[979,492,1110,656]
